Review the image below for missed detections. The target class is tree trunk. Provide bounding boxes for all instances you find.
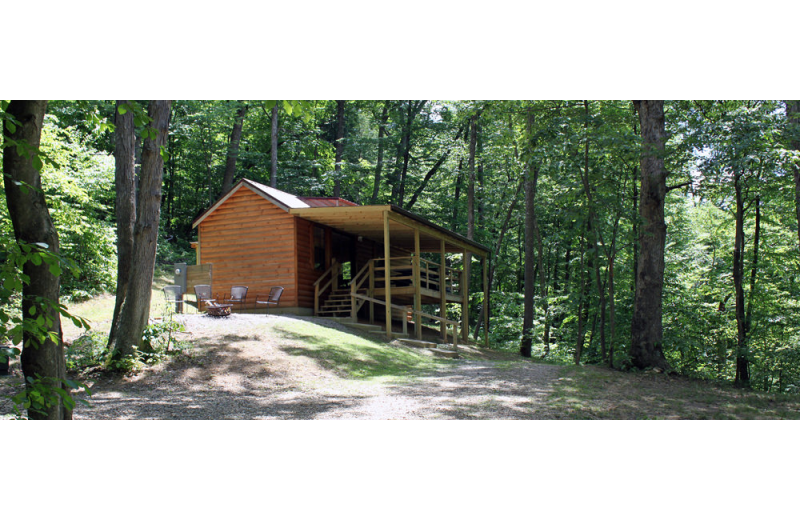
[109,101,172,359]
[630,100,670,371]
[371,102,390,203]
[745,196,761,335]
[786,101,800,255]
[574,226,587,365]
[221,102,248,194]
[520,111,537,358]
[520,166,538,358]
[334,100,345,198]
[733,174,750,387]
[3,100,72,419]
[107,101,137,351]
[270,103,279,188]
[406,126,463,211]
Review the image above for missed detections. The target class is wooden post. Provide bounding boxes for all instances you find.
[369,260,375,324]
[440,239,447,340]
[383,210,392,340]
[414,228,422,340]
[462,248,470,342]
[483,253,489,347]
[314,283,319,316]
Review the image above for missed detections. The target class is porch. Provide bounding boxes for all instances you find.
[297,205,490,346]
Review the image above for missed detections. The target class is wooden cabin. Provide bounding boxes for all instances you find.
[192,178,490,345]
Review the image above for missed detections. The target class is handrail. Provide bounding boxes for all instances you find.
[314,260,339,315]
[313,259,339,287]
[351,293,409,337]
[349,260,372,289]
[409,308,459,352]
[351,293,459,351]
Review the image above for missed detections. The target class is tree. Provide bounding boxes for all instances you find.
[2,100,72,419]
[107,101,136,350]
[270,102,279,188]
[333,100,346,198]
[221,102,248,194]
[108,101,172,359]
[786,101,800,255]
[630,100,670,371]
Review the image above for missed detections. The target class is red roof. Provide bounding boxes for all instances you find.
[298,197,359,207]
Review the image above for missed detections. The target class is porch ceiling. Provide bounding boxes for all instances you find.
[288,205,488,256]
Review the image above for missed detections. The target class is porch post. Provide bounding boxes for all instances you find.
[383,210,392,340]
[414,228,422,340]
[440,239,447,341]
[462,248,470,342]
[483,252,489,347]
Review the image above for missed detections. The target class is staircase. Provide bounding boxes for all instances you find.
[317,288,356,317]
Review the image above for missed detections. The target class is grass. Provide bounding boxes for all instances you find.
[61,267,175,340]
[273,318,446,382]
[547,365,800,419]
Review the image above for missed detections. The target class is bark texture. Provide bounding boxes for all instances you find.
[109,101,172,359]
[107,101,136,350]
[520,111,537,358]
[3,100,72,419]
[786,101,800,254]
[221,102,248,194]
[630,100,670,371]
[371,102,390,203]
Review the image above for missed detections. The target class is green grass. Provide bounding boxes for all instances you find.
[62,267,175,340]
[273,318,446,382]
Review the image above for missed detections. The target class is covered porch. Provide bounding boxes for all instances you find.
[290,205,490,346]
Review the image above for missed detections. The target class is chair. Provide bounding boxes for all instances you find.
[194,284,215,312]
[255,286,284,315]
[225,286,249,312]
[163,285,184,314]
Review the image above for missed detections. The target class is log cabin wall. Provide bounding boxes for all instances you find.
[198,186,299,308]
[295,217,317,309]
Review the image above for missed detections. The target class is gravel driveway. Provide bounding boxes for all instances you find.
[4,314,564,420]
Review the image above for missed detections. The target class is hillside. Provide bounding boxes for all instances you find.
[4,311,798,419]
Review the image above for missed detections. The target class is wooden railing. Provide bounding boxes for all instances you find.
[313,259,340,315]
[346,256,461,351]
[373,256,462,296]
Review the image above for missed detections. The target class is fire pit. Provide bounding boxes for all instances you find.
[206,303,233,317]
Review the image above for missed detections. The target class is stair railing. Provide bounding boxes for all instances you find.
[349,259,373,320]
[313,259,340,316]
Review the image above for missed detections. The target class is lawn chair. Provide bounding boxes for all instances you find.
[255,286,284,315]
[163,285,184,314]
[194,284,215,313]
[225,285,249,312]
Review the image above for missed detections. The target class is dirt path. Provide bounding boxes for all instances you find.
[5,314,799,419]
[50,314,564,420]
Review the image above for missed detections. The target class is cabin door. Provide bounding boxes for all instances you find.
[331,231,356,288]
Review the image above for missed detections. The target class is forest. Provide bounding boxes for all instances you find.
[2,99,800,419]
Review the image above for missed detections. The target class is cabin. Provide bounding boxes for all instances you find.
[191,178,490,345]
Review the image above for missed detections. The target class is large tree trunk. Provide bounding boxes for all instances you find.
[733,174,750,387]
[221,102,248,194]
[270,103,279,188]
[786,101,800,255]
[109,101,172,359]
[371,102,390,203]
[333,100,346,198]
[3,100,71,419]
[107,101,137,350]
[630,100,670,371]
[520,111,537,358]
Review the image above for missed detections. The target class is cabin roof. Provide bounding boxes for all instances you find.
[193,178,489,256]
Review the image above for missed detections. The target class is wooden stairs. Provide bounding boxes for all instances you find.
[317,288,357,317]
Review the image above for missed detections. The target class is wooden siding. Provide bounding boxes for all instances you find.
[295,217,318,308]
[198,186,299,307]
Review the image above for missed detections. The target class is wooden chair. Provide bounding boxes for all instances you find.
[225,285,249,312]
[163,285,184,314]
[194,284,215,312]
[255,286,284,314]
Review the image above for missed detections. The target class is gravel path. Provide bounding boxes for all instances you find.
[3,314,563,420]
